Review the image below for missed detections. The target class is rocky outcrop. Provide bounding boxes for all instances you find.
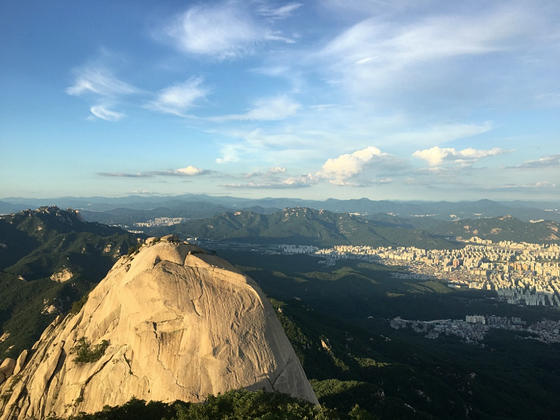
[0,238,317,419]
[50,268,74,283]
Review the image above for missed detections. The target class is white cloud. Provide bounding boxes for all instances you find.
[67,66,140,121]
[175,166,208,176]
[257,2,303,19]
[99,166,211,178]
[98,172,152,178]
[67,68,138,97]
[513,154,560,169]
[149,77,209,116]
[213,95,300,121]
[223,173,315,189]
[413,146,510,166]
[244,166,288,178]
[316,4,544,105]
[481,181,558,192]
[535,181,557,188]
[90,104,125,122]
[317,146,389,185]
[158,2,258,59]
[384,122,493,147]
[154,166,211,177]
[155,1,299,60]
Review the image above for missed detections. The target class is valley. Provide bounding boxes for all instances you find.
[1,201,560,419]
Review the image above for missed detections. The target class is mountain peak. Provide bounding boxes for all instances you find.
[0,238,317,418]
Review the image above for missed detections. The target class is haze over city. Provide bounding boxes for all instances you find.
[1,0,559,201]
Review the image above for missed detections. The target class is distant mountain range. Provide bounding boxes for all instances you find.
[0,206,140,357]
[427,215,560,243]
[2,195,559,223]
[155,207,461,249]
[150,207,560,247]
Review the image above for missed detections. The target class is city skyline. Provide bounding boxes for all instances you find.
[1,0,559,201]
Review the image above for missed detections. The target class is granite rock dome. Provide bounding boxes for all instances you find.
[0,236,317,419]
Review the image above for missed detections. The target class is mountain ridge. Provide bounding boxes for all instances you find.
[0,206,141,358]
[2,195,559,223]
[156,207,460,249]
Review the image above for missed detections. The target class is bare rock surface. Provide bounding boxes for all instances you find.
[0,241,317,419]
[12,350,28,376]
[50,268,74,283]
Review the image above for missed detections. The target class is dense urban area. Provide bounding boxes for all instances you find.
[313,238,560,306]
[390,315,560,345]
[274,238,560,345]
[260,238,557,300]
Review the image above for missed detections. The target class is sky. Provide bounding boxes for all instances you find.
[1,0,559,202]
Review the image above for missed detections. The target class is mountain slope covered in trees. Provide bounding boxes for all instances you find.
[155,207,460,249]
[0,206,140,357]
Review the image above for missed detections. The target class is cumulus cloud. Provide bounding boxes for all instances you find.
[154,166,212,176]
[212,95,300,121]
[149,77,209,116]
[413,146,509,166]
[317,146,389,185]
[175,166,209,176]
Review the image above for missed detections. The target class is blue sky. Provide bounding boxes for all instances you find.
[1,0,559,201]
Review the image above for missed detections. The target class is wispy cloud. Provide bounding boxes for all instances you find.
[67,64,141,122]
[148,77,209,117]
[155,1,296,60]
[479,181,558,193]
[511,154,560,170]
[384,122,493,147]
[212,95,300,121]
[256,2,303,19]
[223,173,314,189]
[244,166,287,178]
[315,3,546,110]
[90,104,125,122]
[98,172,153,178]
[413,146,511,166]
[67,68,139,97]
[98,166,211,178]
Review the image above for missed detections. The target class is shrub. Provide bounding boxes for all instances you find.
[69,294,88,315]
[71,337,109,364]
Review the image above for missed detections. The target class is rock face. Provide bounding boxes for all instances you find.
[0,238,317,419]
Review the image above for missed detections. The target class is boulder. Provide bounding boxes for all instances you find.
[0,359,15,378]
[12,350,28,376]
